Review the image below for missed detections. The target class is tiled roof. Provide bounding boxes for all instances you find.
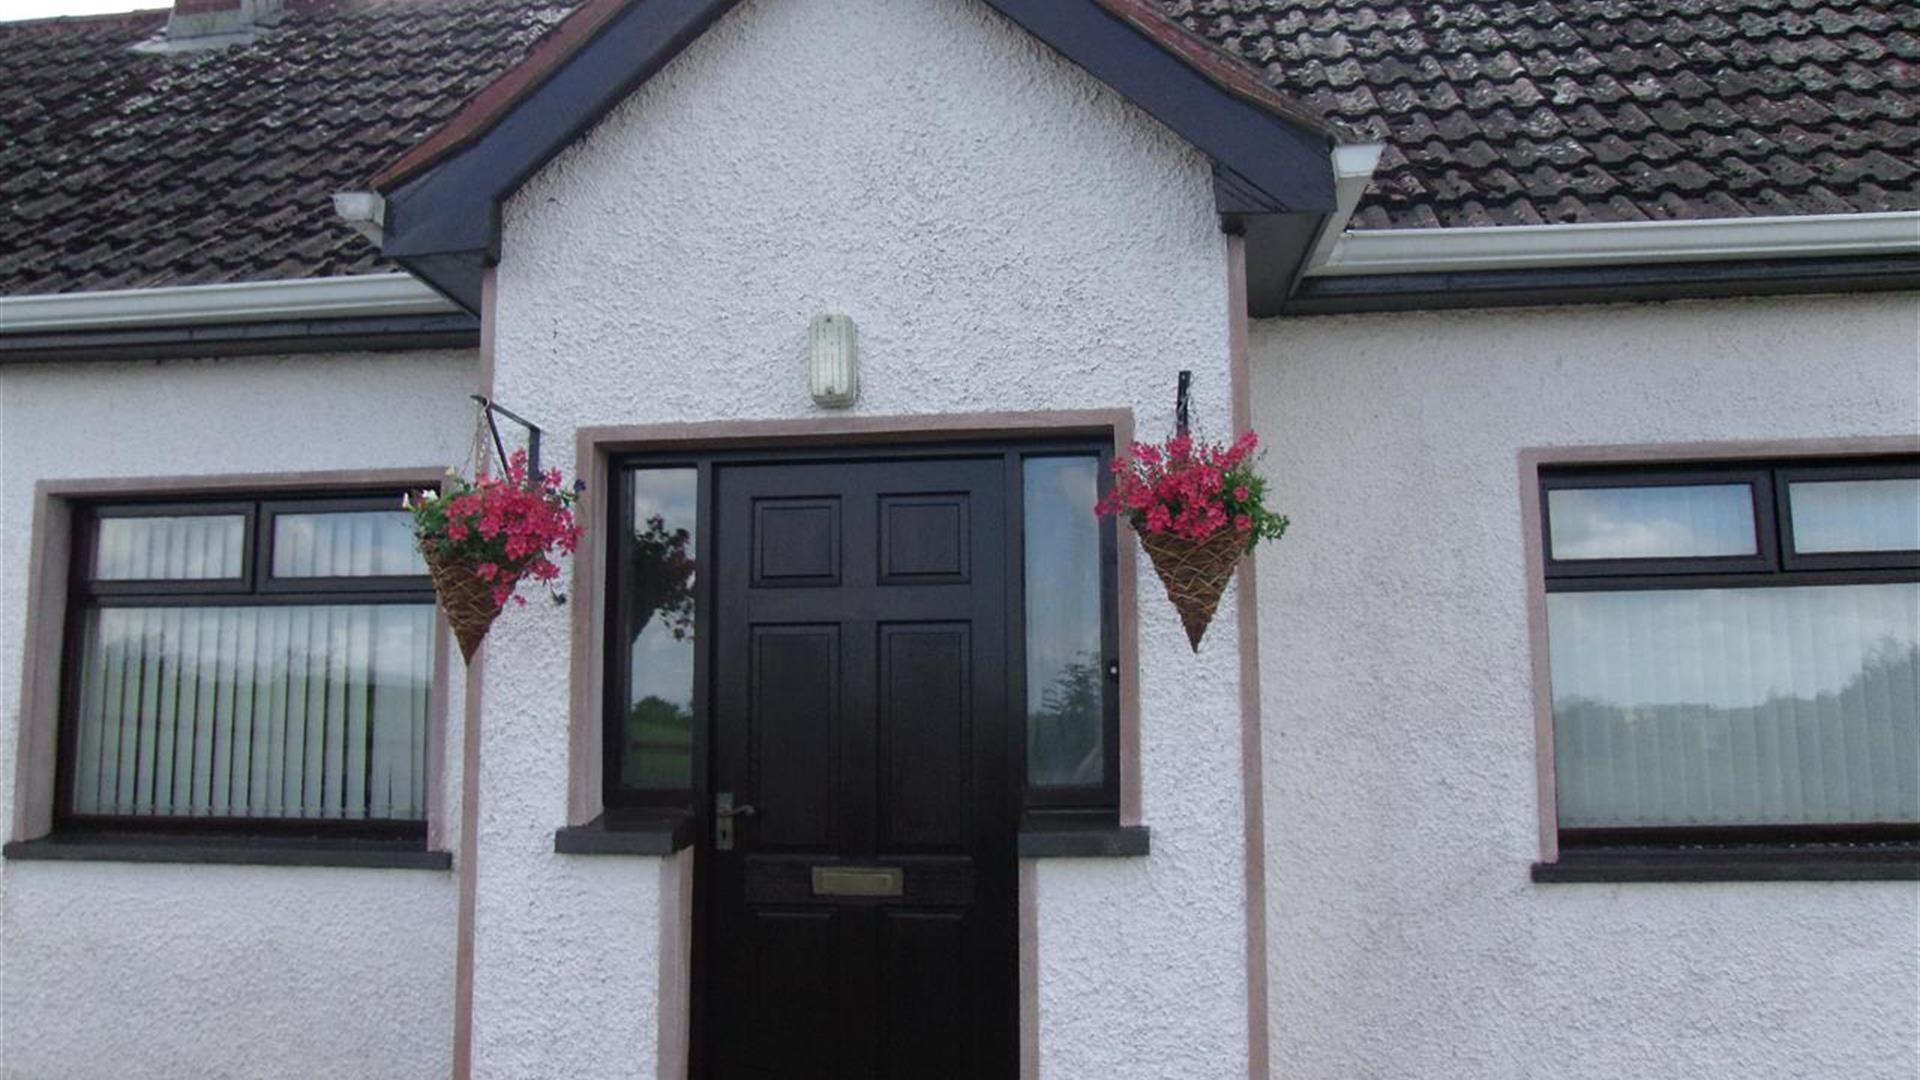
[1,0,1914,297]
[1159,0,1920,228]
[0,0,576,295]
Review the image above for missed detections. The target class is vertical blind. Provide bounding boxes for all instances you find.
[71,606,435,821]
[71,501,435,825]
[271,511,423,578]
[1550,583,1919,828]
[94,515,246,580]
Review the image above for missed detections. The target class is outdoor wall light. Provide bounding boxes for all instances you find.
[809,313,858,408]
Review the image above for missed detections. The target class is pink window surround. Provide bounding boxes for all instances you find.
[1519,434,1920,866]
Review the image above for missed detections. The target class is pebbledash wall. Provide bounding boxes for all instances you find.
[478,0,1252,1076]
[1250,292,1920,1080]
[0,351,475,1079]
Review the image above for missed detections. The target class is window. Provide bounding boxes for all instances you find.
[1020,453,1120,814]
[1541,458,1918,848]
[606,467,699,806]
[60,494,438,836]
[603,442,1121,818]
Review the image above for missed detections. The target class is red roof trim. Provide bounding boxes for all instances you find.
[1091,0,1338,140]
[370,0,633,191]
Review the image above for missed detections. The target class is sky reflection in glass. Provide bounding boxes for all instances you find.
[1790,478,1920,554]
[1548,484,1756,561]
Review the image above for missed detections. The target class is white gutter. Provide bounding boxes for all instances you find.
[0,273,458,334]
[1307,210,1920,277]
[1303,143,1385,271]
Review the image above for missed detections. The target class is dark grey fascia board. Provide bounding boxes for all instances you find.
[389,250,492,315]
[1278,254,1920,317]
[378,0,1338,314]
[1233,208,1329,318]
[0,312,479,364]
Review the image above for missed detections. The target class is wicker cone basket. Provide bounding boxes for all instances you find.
[1137,527,1249,652]
[423,544,505,663]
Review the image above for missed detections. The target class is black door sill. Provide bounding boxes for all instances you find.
[554,810,695,856]
[1534,844,1920,883]
[1017,818,1150,858]
[3,833,451,870]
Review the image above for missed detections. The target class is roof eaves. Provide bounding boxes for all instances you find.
[370,0,636,193]
[1091,0,1343,143]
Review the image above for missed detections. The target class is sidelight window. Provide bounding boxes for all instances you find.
[1541,458,1919,847]
[1020,454,1119,812]
[61,495,437,834]
[607,467,700,804]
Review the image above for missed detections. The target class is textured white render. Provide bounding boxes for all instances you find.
[486,0,1246,1075]
[1251,293,1920,1079]
[0,350,475,1080]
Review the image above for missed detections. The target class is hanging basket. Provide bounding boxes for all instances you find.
[1137,527,1249,652]
[422,542,505,663]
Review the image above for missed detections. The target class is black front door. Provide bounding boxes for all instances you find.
[701,455,1018,1079]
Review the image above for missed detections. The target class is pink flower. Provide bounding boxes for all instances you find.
[1096,428,1281,550]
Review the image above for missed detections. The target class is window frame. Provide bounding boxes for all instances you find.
[55,489,437,841]
[255,496,431,596]
[79,501,258,599]
[600,440,1124,822]
[1539,455,1920,853]
[1013,448,1122,819]
[1776,459,1920,572]
[1540,464,1776,579]
[602,458,706,812]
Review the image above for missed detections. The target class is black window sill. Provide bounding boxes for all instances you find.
[2,833,451,871]
[554,809,694,856]
[1017,816,1149,858]
[1534,844,1920,883]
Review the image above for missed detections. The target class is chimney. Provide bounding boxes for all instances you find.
[146,0,283,49]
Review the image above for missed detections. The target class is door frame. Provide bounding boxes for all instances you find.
[567,411,1141,1079]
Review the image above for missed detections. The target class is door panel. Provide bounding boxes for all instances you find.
[704,456,1015,1079]
[878,909,974,1079]
[879,624,971,852]
[750,626,839,850]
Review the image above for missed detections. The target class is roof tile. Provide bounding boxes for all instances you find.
[1165,0,1918,229]
[1,0,1913,295]
[0,0,573,294]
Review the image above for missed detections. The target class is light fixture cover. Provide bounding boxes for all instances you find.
[809,313,858,408]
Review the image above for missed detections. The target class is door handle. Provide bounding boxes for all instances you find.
[715,792,756,851]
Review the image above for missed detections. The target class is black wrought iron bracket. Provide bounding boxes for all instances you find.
[471,394,542,477]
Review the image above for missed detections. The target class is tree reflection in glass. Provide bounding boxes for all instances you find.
[623,469,698,791]
[1549,582,1919,827]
